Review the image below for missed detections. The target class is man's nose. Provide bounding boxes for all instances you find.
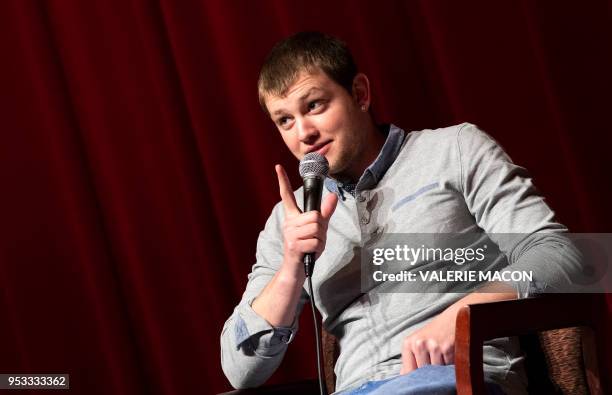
[296,118,319,144]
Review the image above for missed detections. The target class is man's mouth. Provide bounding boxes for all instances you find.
[308,141,332,156]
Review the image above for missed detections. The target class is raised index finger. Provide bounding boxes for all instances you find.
[275,164,301,217]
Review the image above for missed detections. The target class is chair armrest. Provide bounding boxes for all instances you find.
[455,294,605,395]
[217,379,320,395]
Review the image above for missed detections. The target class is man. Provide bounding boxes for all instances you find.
[220,31,580,394]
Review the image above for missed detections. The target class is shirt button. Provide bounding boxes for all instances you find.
[360,217,369,225]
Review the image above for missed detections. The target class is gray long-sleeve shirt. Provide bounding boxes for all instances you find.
[220,123,582,394]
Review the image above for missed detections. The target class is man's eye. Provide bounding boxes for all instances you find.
[278,117,289,125]
[308,100,322,111]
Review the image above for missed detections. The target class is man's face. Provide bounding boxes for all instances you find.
[263,69,369,179]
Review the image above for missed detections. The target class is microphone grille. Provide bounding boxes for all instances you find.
[299,152,329,179]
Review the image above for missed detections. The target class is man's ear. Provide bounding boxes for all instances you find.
[352,73,371,111]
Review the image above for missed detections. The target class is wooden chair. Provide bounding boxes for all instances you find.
[455,294,607,395]
[220,294,607,394]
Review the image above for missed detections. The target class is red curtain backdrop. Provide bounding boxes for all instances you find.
[1,1,611,394]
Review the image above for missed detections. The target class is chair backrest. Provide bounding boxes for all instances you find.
[322,329,338,393]
[538,327,589,394]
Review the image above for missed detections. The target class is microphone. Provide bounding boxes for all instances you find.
[299,152,329,277]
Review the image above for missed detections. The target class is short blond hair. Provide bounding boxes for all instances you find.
[257,31,358,114]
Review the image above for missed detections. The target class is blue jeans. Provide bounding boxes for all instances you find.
[336,365,505,395]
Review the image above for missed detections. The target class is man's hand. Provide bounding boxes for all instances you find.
[276,164,338,277]
[251,165,337,327]
[400,284,517,375]
[400,306,456,375]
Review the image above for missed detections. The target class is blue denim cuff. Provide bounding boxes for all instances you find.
[233,298,298,351]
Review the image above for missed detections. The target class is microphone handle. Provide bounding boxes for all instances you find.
[303,177,323,277]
